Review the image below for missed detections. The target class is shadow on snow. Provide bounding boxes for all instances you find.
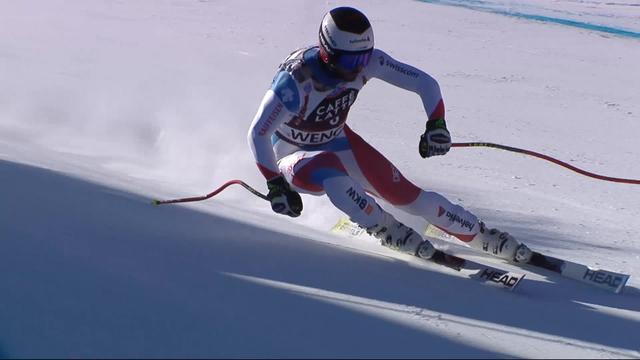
[0,160,638,357]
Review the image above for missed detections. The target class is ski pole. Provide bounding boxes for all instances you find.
[452,142,640,185]
[152,179,268,206]
[153,142,638,206]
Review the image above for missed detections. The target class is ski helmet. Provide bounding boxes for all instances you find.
[318,7,374,80]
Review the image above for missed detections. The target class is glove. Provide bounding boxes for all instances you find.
[419,118,452,158]
[267,176,303,217]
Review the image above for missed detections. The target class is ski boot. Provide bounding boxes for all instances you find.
[471,221,532,263]
[365,211,436,260]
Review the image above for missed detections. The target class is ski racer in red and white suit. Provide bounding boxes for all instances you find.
[248,7,532,263]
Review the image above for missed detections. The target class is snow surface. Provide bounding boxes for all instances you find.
[1,0,639,357]
[421,0,640,37]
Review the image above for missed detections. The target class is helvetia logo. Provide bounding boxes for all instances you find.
[437,207,475,231]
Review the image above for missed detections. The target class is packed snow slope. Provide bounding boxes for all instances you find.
[1,0,639,358]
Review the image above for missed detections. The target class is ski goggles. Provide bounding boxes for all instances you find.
[334,50,372,71]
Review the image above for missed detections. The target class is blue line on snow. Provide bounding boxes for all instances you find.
[418,0,640,39]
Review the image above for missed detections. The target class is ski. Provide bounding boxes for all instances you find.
[526,252,629,294]
[429,250,526,291]
[332,217,633,293]
[331,218,525,291]
[421,221,631,294]
[422,222,631,294]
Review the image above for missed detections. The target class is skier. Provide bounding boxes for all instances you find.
[247,7,532,263]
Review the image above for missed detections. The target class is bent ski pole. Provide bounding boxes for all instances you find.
[152,179,268,206]
[452,142,640,185]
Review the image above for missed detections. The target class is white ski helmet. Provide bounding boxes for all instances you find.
[318,7,374,78]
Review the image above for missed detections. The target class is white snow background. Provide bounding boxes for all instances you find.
[1,0,639,357]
